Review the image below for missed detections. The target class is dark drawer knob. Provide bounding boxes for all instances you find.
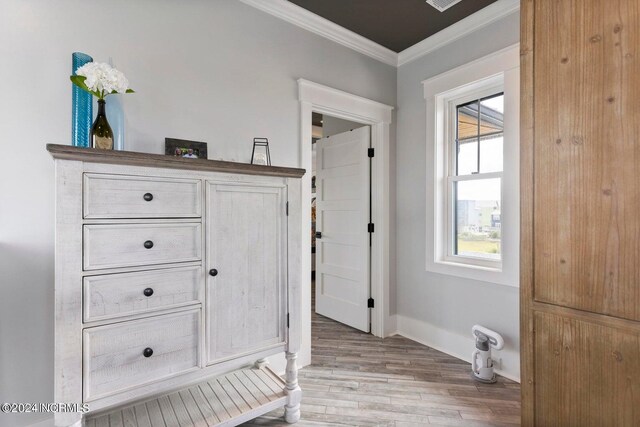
[144,240,154,249]
[143,347,153,358]
[209,269,218,277]
[315,231,322,239]
[143,193,154,201]
[143,288,154,297]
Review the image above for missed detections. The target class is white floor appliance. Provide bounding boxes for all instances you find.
[471,325,504,384]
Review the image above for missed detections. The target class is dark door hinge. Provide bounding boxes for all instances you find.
[286,201,289,216]
[368,223,374,233]
[368,148,374,158]
[287,313,290,328]
[368,298,374,308]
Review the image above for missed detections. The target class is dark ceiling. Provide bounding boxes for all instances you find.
[287,0,498,52]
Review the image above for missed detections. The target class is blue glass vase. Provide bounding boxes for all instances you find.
[71,52,93,147]
[106,95,125,150]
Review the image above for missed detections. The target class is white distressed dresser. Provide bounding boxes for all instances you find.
[48,144,304,427]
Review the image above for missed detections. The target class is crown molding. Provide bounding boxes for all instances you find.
[397,0,520,67]
[237,0,398,67]
[239,0,520,68]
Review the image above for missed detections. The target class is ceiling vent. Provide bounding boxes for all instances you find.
[426,0,463,12]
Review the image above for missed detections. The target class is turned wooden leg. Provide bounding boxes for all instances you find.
[284,351,302,423]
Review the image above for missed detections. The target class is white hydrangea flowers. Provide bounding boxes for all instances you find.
[72,62,134,99]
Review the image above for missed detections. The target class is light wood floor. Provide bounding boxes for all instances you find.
[244,287,521,427]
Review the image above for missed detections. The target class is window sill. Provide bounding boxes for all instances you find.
[439,258,501,272]
[427,258,518,288]
[442,253,501,269]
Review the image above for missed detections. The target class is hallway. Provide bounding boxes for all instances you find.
[245,295,521,426]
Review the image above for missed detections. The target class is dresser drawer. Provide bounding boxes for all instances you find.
[83,309,200,401]
[83,266,202,322]
[83,223,201,270]
[84,173,201,219]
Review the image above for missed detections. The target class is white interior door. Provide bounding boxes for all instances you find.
[315,126,370,332]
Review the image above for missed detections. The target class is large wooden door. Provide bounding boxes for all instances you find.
[521,0,640,425]
[315,126,371,332]
[206,181,287,363]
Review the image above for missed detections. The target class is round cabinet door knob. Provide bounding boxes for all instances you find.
[209,269,218,277]
[144,240,154,249]
[143,193,153,201]
[143,348,153,358]
[143,288,154,297]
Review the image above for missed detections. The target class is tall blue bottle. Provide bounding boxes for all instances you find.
[71,52,93,147]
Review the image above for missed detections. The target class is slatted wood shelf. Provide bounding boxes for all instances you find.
[85,366,288,427]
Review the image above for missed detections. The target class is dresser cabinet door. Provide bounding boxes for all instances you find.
[206,182,286,364]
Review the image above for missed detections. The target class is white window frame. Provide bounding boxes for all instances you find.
[445,86,504,270]
[423,44,519,287]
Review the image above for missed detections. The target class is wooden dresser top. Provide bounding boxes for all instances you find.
[47,144,306,178]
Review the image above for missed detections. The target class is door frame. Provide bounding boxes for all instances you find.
[297,79,394,367]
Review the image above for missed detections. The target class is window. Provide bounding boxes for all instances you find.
[448,92,504,267]
[424,45,519,287]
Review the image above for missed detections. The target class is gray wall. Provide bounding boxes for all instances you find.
[395,12,521,377]
[0,1,396,426]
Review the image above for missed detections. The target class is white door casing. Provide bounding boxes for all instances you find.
[315,127,371,332]
[298,78,394,368]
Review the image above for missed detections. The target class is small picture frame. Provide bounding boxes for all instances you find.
[165,138,208,159]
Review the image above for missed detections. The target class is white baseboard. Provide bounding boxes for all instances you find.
[395,314,520,383]
[385,314,399,337]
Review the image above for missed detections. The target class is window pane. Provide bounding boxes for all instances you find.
[456,100,478,175]
[479,94,503,137]
[455,178,501,260]
[457,139,477,175]
[457,101,478,141]
[479,135,503,173]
